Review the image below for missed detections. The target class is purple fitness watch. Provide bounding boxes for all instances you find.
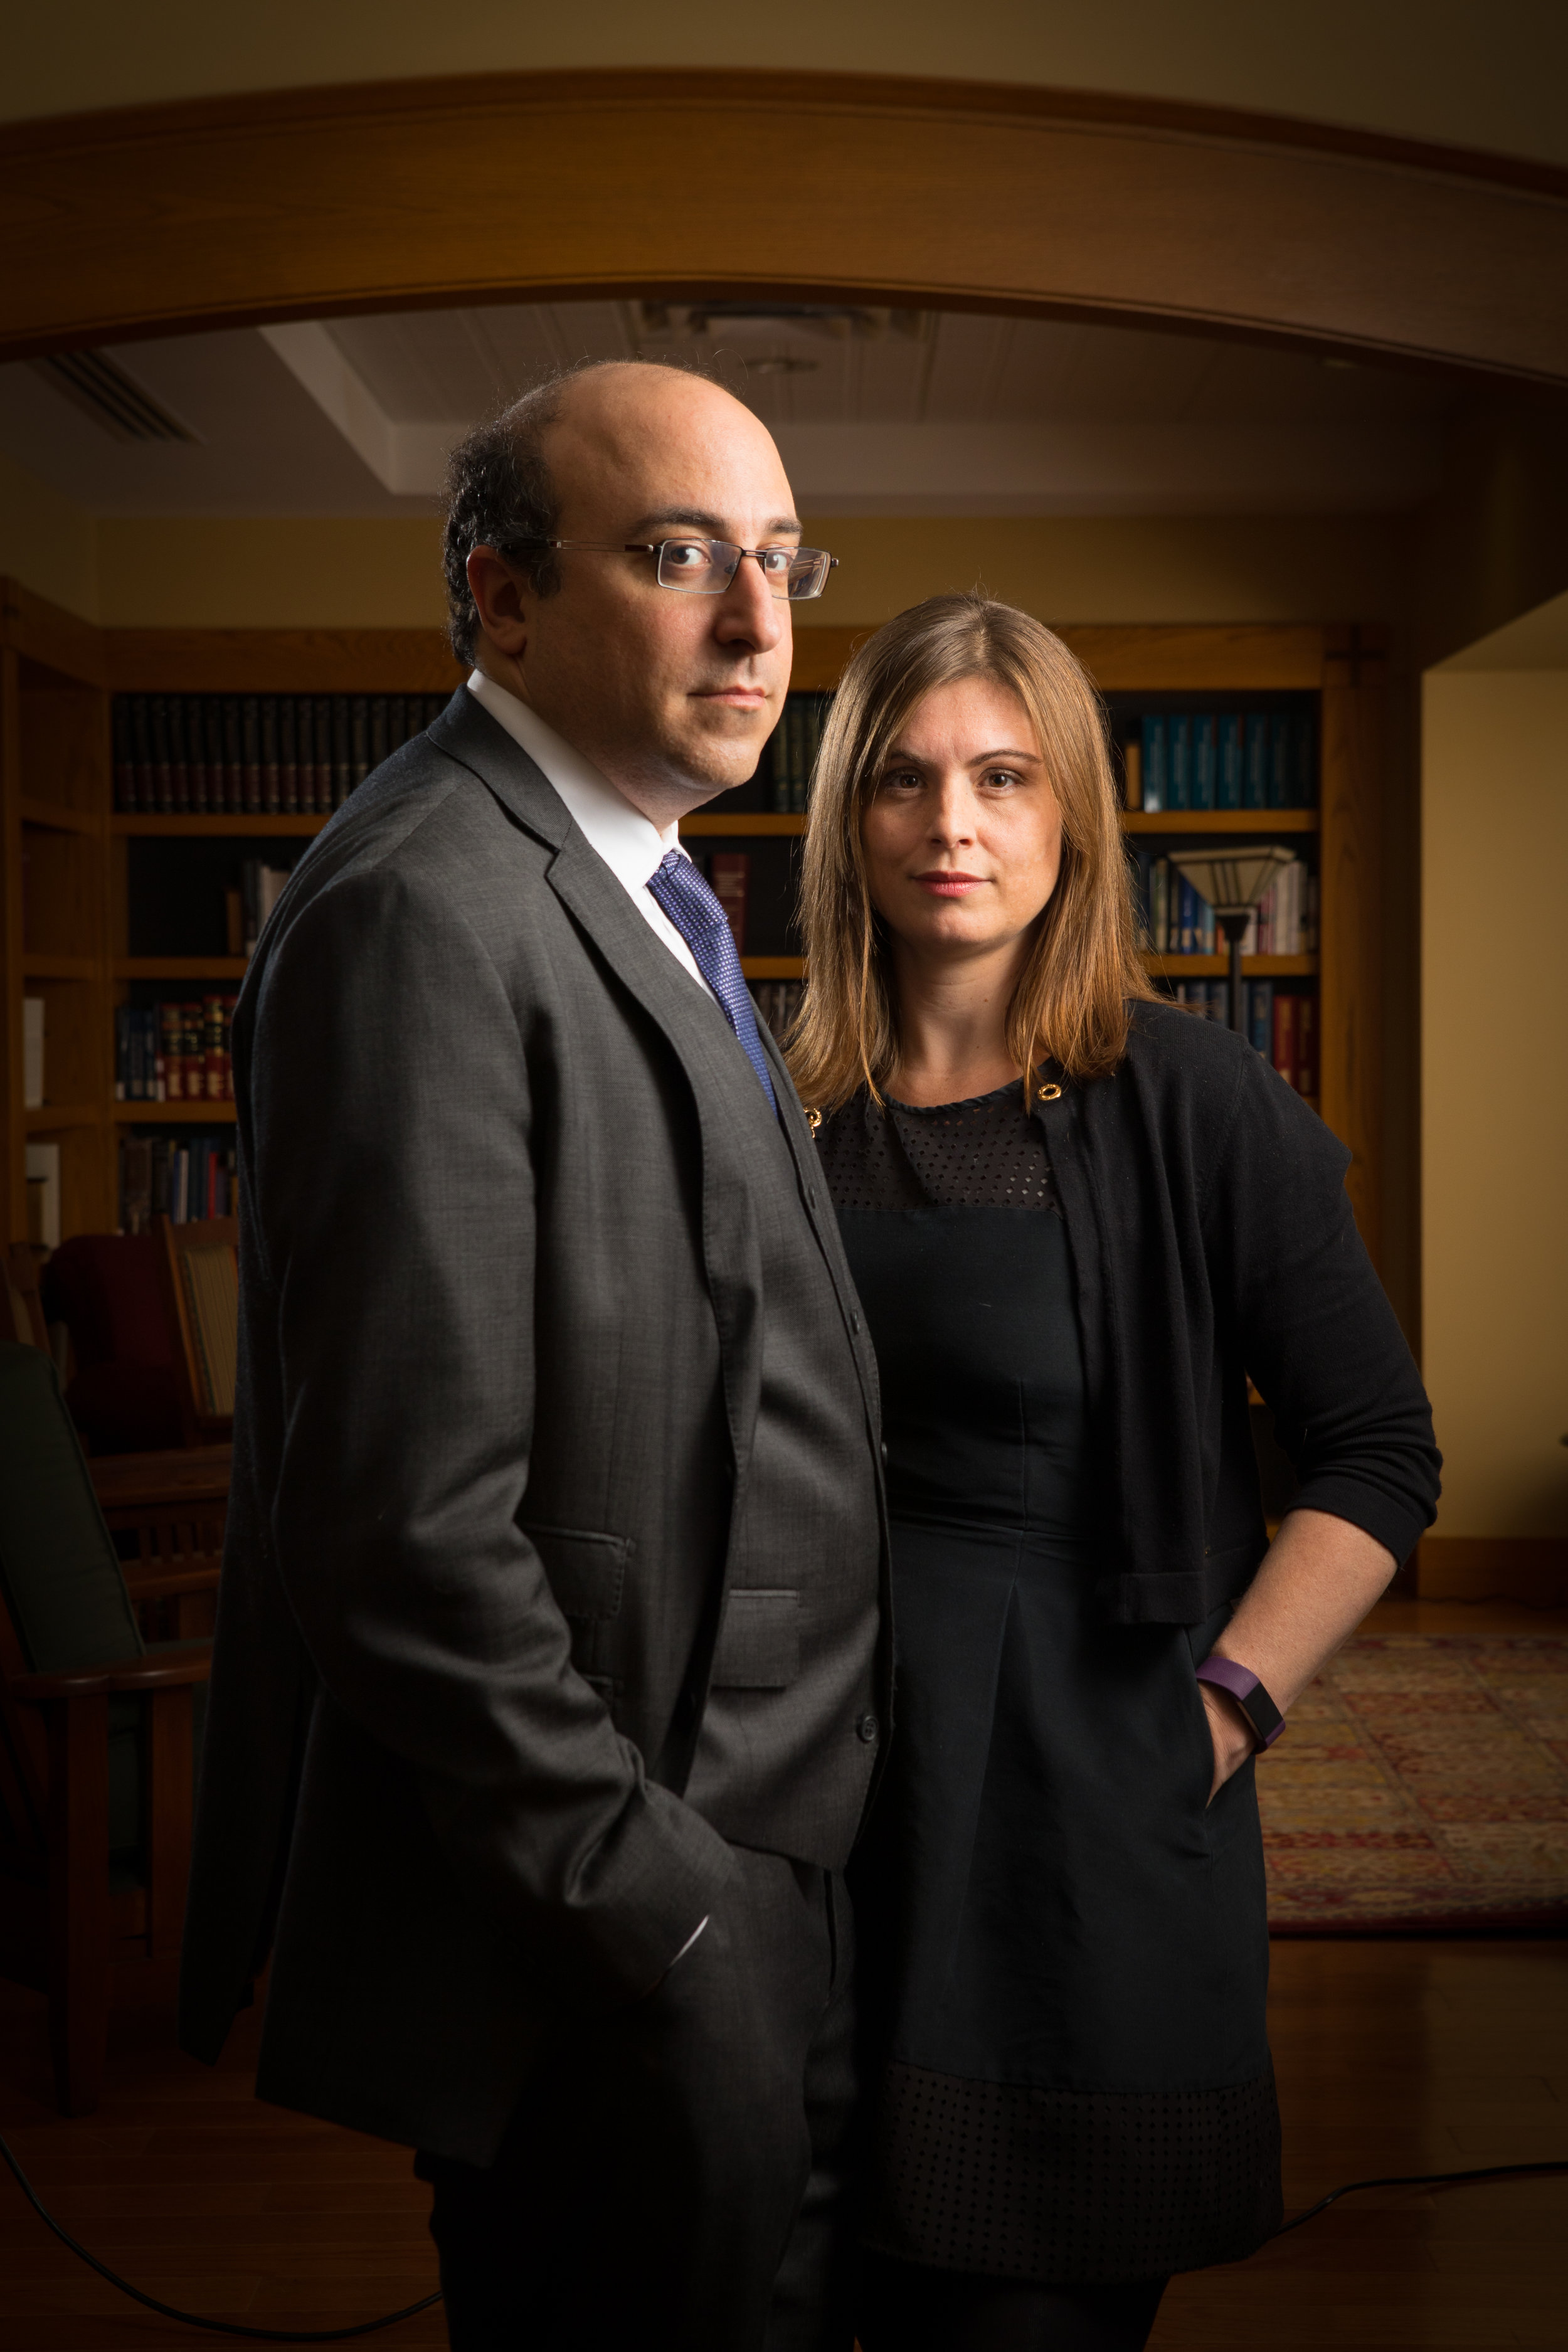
[1195,1656,1286,1750]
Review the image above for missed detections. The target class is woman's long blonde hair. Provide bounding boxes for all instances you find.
[786,594,1157,1113]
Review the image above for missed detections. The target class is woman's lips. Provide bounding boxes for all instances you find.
[914,871,986,897]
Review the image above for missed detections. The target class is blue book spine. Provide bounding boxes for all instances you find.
[1243,715,1269,809]
[1293,709,1316,807]
[1142,714,1167,812]
[1268,718,1291,810]
[1130,847,1154,946]
[1192,713,1216,810]
[1217,714,1242,810]
[1248,980,1274,1055]
[1168,715,1190,811]
[1179,877,1195,954]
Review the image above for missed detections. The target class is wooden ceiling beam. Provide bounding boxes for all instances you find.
[2,70,1565,384]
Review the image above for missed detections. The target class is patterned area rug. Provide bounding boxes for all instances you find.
[1259,1634,1568,1931]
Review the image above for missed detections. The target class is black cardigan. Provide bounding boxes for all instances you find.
[1034,1001,1439,1624]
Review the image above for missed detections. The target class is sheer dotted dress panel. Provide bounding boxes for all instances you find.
[815,1082,1059,1212]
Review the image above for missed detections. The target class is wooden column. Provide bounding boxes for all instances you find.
[1318,628,1387,1269]
[0,646,23,1245]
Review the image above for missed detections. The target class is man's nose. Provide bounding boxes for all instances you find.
[714,551,787,651]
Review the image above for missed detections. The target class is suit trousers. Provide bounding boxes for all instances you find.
[416,1850,861,2352]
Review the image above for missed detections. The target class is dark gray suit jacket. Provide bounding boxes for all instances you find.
[177,691,889,2163]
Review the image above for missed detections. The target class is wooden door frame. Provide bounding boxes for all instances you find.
[1,70,1565,384]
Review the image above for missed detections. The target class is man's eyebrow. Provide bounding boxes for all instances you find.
[630,508,803,539]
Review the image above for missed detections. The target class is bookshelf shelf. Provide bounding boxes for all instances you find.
[1142,953,1318,979]
[1122,809,1318,834]
[19,796,99,835]
[26,1103,102,1130]
[23,954,97,980]
[114,1101,238,1125]
[115,958,250,982]
[681,813,806,837]
[112,813,331,837]
[741,956,805,980]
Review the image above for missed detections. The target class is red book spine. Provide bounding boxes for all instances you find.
[1271,991,1298,1091]
[709,852,750,955]
[1296,992,1318,1098]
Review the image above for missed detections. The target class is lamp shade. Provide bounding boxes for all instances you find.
[1168,844,1296,919]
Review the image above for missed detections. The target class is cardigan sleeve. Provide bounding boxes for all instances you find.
[1202,1049,1441,1566]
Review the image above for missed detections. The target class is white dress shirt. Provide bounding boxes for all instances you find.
[465,669,705,990]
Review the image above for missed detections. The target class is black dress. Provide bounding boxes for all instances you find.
[818,1082,1281,2287]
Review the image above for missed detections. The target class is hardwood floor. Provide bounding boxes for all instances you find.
[4,1940,1564,2350]
[2,1602,1564,2349]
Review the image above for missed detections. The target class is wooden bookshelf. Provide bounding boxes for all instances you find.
[0,588,1385,1263]
[112,1100,237,1125]
[114,813,332,837]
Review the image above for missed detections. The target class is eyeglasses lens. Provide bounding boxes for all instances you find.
[654,541,833,601]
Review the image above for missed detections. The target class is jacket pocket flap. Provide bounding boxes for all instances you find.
[711,1589,800,1690]
[522,1525,630,1621]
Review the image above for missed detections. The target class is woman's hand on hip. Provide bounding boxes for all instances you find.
[1200,1683,1258,1803]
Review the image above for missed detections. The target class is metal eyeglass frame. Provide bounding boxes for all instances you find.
[502,536,838,601]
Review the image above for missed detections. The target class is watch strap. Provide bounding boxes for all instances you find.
[1195,1655,1286,1749]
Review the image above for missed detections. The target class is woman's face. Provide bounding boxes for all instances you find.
[860,675,1064,963]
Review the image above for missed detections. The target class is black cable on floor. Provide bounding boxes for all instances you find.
[1274,2156,1568,2234]
[5,2124,1568,2333]
[0,2128,442,2341]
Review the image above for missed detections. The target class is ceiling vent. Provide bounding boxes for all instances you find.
[32,349,199,443]
[633,301,927,344]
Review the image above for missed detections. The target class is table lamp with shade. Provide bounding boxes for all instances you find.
[1168,845,1297,1036]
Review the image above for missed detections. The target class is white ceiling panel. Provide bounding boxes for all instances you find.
[0,298,1470,519]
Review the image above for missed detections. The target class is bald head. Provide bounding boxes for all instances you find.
[448,358,807,827]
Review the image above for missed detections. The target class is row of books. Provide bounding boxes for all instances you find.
[112,692,451,815]
[1122,709,1316,813]
[115,998,238,1102]
[119,1134,237,1233]
[1170,978,1318,1095]
[765,692,832,812]
[750,980,803,1041]
[1130,850,1317,956]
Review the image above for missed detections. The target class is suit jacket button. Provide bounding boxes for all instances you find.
[850,1311,862,1333]
[856,1712,879,1744]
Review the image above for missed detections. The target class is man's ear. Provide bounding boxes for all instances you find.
[467,547,530,662]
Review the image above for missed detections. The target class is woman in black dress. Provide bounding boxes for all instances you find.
[788,596,1440,2351]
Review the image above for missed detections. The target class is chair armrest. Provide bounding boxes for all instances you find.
[12,1646,213,1702]
[122,1563,223,1601]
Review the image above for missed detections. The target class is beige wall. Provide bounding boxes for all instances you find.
[4,1,1565,168]
[1422,667,1568,1537]
[77,509,1411,632]
[0,451,97,620]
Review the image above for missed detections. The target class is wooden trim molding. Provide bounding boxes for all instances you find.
[3,70,1567,383]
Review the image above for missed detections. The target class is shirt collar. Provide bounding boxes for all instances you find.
[465,667,684,891]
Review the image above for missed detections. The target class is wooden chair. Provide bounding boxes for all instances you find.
[156,1214,239,1446]
[0,1342,212,2114]
[92,1445,230,1643]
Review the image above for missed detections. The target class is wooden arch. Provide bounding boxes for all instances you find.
[2,69,1566,380]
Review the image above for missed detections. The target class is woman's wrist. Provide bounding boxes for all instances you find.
[1195,1653,1287,1749]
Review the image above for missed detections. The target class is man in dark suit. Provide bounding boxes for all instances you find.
[179,361,888,2349]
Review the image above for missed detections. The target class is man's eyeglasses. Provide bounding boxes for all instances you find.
[503,537,838,603]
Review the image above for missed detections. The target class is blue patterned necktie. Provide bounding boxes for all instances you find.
[646,849,778,1115]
